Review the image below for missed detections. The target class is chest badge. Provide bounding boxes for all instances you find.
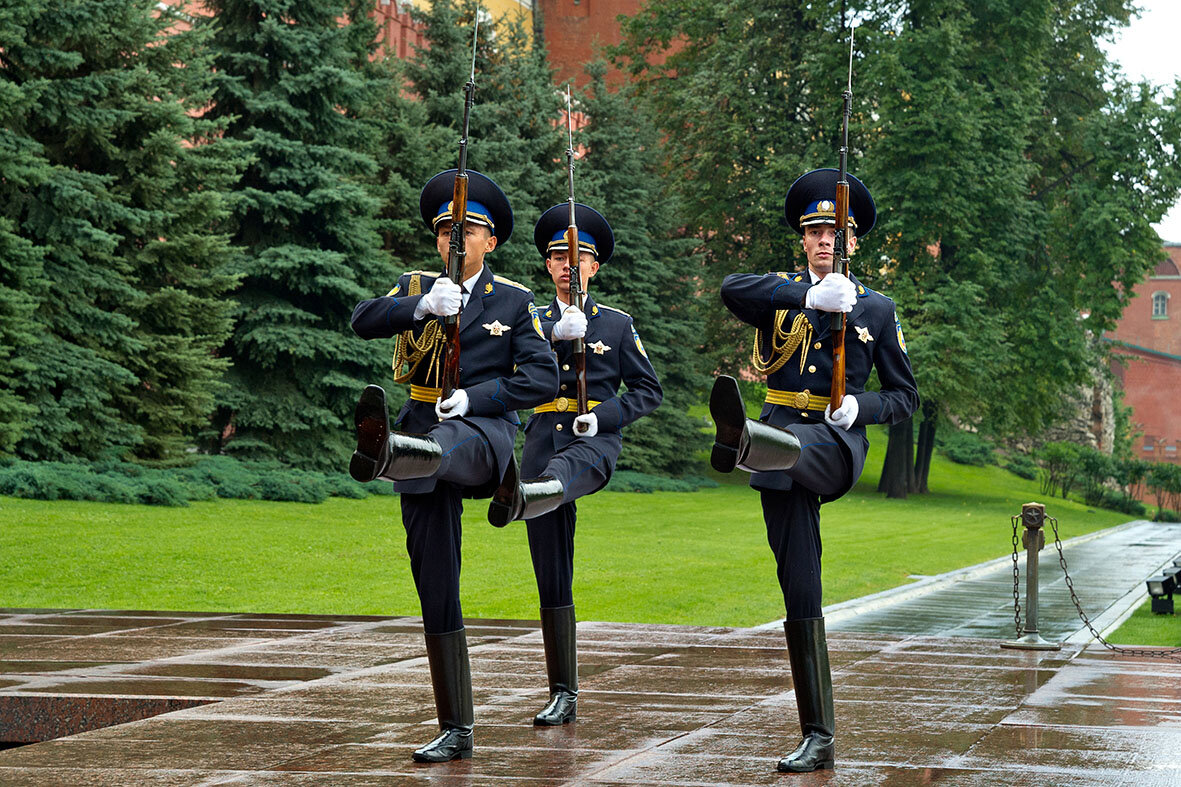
[855,325,873,344]
[483,320,511,337]
[589,340,611,355]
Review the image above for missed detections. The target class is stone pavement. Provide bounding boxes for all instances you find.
[1,519,1179,785]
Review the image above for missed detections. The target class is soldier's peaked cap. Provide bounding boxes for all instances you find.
[420,169,514,244]
[784,168,875,238]
[534,203,614,265]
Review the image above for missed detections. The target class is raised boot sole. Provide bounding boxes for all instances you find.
[709,375,746,473]
[350,386,390,482]
[487,456,521,528]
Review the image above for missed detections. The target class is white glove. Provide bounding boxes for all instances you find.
[416,276,462,318]
[435,388,469,420]
[573,411,598,437]
[551,306,587,341]
[824,395,859,431]
[805,273,857,313]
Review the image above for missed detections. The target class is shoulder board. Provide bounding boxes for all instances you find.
[492,275,531,292]
[773,271,805,282]
[596,303,631,318]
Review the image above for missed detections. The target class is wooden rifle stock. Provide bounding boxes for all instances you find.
[830,28,856,411]
[563,87,589,417]
[438,18,479,402]
[440,174,468,399]
[830,181,849,405]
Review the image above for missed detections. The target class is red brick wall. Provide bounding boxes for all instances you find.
[539,0,644,88]
[1108,243,1181,463]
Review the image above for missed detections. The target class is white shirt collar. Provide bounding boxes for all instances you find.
[462,266,484,295]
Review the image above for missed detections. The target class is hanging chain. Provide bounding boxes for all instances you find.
[1045,515,1181,663]
[1010,515,1022,636]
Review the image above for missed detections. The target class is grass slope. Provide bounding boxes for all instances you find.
[0,430,1130,626]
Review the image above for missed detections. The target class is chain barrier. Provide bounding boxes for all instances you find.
[1010,512,1181,662]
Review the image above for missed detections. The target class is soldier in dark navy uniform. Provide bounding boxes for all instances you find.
[711,169,918,773]
[349,169,559,763]
[488,203,662,726]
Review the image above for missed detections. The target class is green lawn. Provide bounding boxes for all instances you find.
[1108,600,1181,648]
[0,430,1131,627]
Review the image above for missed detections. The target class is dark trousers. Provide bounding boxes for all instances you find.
[401,419,497,634]
[523,434,618,608]
[756,422,853,621]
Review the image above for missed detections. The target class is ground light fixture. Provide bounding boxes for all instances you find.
[1146,569,1176,615]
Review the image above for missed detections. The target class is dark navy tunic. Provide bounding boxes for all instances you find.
[351,263,558,632]
[352,264,559,496]
[522,294,662,608]
[720,270,918,619]
[720,270,918,498]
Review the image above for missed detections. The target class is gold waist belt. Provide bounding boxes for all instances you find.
[410,384,442,403]
[534,397,603,414]
[766,388,830,411]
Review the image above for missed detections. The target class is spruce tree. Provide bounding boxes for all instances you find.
[391,0,563,292]
[0,2,44,455]
[574,61,707,476]
[2,0,239,462]
[203,0,390,469]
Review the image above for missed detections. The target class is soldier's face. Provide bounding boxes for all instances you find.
[545,250,599,297]
[802,225,856,277]
[436,222,497,281]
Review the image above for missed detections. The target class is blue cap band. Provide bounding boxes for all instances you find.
[546,228,598,257]
[433,200,495,231]
[800,199,857,229]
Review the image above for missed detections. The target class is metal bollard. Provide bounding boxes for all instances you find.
[1001,502,1062,651]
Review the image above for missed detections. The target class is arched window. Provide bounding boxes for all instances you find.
[1152,291,1169,319]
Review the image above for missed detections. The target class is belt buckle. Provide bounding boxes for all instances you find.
[555,396,570,413]
[794,390,810,409]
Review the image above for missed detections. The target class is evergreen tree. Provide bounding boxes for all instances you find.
[574,61,707,475]
[203,0,390,469]
[614,0,851,374]
[2,0,240,462]
[0,1,45,456]
[393,0,564,292]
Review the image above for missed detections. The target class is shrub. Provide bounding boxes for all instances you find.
[1155,508,1180,523]
[1097,489,1146,517]
[1004,454,1038,480]
[939,430,994,466]
[605,471,718,493]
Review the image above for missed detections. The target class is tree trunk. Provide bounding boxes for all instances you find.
[879,417,914,499]
[914,401,938,494]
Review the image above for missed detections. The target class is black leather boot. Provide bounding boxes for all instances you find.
[350,384,443,483]
[413,628,474,763]
[534,605,578,726]
[488,455,565,527]
[777,617,834,773]
[710,375,801,474]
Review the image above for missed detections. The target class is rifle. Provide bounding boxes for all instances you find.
[829,26,855,407]
[563,86,590,418]
[439,16,480,401]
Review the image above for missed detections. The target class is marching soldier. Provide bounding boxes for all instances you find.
[710,169,918,773]
[349,169,558,762]
[488,203,662,726]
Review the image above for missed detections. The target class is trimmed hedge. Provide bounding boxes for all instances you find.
[0,457,377,507]
[605,471,718,493]
[0,458,700,505]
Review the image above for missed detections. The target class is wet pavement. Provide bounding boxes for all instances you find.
[1,519,1179,784]
[825,519,1181,643]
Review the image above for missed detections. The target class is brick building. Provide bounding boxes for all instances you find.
[1106,243,1181,464]
[537,0,643,88]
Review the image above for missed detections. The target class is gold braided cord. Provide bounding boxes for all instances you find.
[390,273,444,386]
[751,311,812,376]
